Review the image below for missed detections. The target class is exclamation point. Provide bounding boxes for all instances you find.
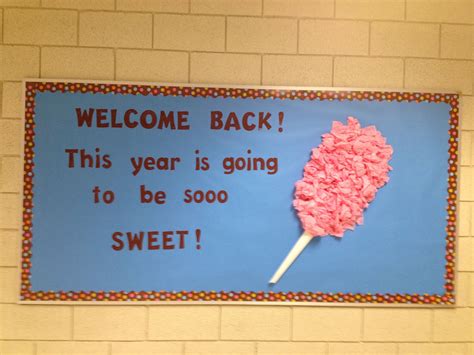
[278,112,284,133]
[195,229,201,250]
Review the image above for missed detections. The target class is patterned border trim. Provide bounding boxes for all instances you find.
[21,81,459,304]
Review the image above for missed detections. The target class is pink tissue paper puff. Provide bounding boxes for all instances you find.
[293,117,393,237]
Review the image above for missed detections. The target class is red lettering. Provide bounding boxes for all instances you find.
[176,230,188,249]
[111,232,124,251]
[96,108,109,128]
[258,112,272,130]
[111,230,197,251]
[162,231,175,250]
[110,109,122,128]
[65,148,78,167]
[210,111,223,130]
[75,108,94,127]
[242,112,256,131]
[124,109,138,128]
[224,112,241,131]
[158,111,176,129]
[127,231,144,250]
[147,231,160,250]
[177,111,190,130]
[140,110,157,129]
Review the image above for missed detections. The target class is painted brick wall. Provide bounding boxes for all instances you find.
[0,0,473,354]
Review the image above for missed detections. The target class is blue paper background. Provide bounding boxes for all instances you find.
[30,90,450,294]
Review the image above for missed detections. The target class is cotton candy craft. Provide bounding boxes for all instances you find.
[269,117,393,284]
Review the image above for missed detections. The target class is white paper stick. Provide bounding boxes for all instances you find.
[269,231,313,284]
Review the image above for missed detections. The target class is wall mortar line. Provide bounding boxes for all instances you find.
[151,13,155,49]
[402,58,406,88]
[218,306,222,340]
[76,10,79,46]
[2,43,473,62]
[429,309,434,342]
[145,306,150,340]
[296,19,300,54]
[438,24,442,58]
[2,8,5,44]
[70,306,75,340]
[113,49,117,80]
[289,307,294,340]
[224,16,228,52]
[188,52,191,83]
[38,46,42,78]
[0,7,473,25]
[331,56,335,86]
[368,21,372,55]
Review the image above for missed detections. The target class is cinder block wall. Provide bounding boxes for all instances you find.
[0,0,473,354]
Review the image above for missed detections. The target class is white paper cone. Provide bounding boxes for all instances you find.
[269,231,313,284]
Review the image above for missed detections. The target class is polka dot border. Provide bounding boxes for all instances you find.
[20,81,459,304]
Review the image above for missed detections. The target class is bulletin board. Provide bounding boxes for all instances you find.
[20,80,459,305]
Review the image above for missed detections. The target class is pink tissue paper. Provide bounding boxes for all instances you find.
[293,117,393,237]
